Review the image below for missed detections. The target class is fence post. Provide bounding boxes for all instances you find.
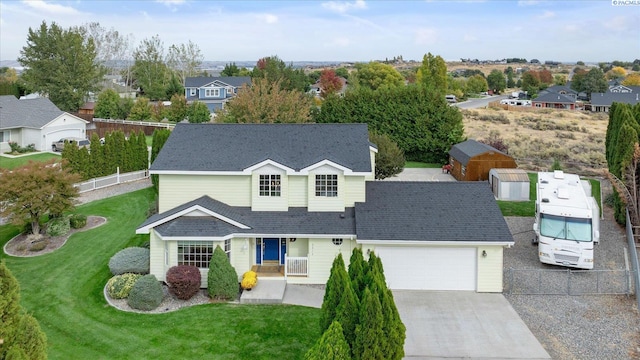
[117,167,120,184]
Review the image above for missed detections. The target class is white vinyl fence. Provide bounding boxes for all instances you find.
[74,167,149,193]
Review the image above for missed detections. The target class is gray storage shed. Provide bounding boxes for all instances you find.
[488,169,530,201]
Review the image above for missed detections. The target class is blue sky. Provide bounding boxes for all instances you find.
[0,0,638,63]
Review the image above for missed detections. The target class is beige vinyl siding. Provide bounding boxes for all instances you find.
[230,237,252,279]
[286,238,309,257]
[158,174,250,212]
[286,238,357,285]
[288,176,308,207]
[367,148,376,181]
[251,167,288,211]
[476,246,504,292]
[307,166,345,212]
[344,176,366,206]
[149,230,167,283]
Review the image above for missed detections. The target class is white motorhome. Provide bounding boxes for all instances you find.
[533,171,600,269]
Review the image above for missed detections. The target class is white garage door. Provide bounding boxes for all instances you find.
[44,129,83,151]
[376,247,477,291]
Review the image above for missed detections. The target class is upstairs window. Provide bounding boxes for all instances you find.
[315,174,338,197]
[205,88,220,97]
[259,175,281,197]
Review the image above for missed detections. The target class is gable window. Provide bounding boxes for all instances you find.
[332,238,343,246]
[205,88,220,97]
[316,174,338,197]
[259,174,281,196]
[178,241,213,269]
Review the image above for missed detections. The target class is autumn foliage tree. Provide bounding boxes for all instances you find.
[319,69,344,98]
[0,160,80,235]
[218,77,313,123]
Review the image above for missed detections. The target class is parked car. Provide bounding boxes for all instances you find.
[51,137,90,152]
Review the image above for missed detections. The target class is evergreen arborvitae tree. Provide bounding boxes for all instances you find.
[207,245,239,300]
[150,128,171,192]
[89,133,104,178]
[320,253,349,333]
[365,252,387,289]
[0,261,47,360]
[334,278,360,353]
[304,321,352,360]
[369,271,405,360]
[136,131,149,170]
[353,288,385,360]
[348,248,367,301]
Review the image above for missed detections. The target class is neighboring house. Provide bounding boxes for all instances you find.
[448,139,517,181]
[538,85,577,100]
[308,77,348,97]
[590,92,640,112]
[531,92,577,110]
[184,77,252,113]
[78,102,95,116]
[0,95,88,153]
[136,123,514,292]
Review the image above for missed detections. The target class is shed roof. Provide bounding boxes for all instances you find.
[489,168,530,182]
[449,139,509,166]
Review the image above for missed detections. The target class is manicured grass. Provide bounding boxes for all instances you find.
[0,153,61,170]
[404,161,441,168]
[0,188,320,359]
[146,135,153,147]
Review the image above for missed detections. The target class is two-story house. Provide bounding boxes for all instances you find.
[184,77,252,113]
[136,123,514,292]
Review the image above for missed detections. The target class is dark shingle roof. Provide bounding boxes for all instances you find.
[590,92,640,107]
[151,123,373,172]
[532,92,576,104]
[448,139,506,166]
[139,195,356,237]
[0,95,65,129]
[355,182,513,243]
[184,76,251,88]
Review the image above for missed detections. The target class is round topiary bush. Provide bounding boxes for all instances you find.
[69,214,87,229]
[108,247,150,276]
[46,217,70,237]
[106,273,142,299]
[127,274,164,311]
[166,265,201,300]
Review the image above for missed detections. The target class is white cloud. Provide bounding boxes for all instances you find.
[415,27,437,45]
[21,0,80,15]
[537,10,555,19]
[258,13,278,24]
[322,0,366,14]
[518,1,540,6]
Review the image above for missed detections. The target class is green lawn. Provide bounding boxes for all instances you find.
[0,152,61,170]
[404,161,441,168]
[0,188,320,359]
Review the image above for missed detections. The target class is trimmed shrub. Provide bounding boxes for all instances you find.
[207,245,239,300]
[241,270,258,290]
[69,214,87,229]
[28,240,48,252]
[166,265,201,300]
[108,247,150,275]
[106,273,142,299]
[46,217,70,237]
[127,274,164,311]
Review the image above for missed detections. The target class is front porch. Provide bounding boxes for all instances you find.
[250,255,309,279]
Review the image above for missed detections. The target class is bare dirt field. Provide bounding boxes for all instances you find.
[461,106,609,176]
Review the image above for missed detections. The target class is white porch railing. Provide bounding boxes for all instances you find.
[285,254,308,278]
[74,168,149,193]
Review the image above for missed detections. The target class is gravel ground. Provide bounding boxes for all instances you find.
[503,181,640,360]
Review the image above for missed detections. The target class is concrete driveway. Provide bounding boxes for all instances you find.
[393,291,550,359]
[385,168,455,182]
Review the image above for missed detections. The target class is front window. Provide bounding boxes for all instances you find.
[259,174,281,196]
[224,239,231,260]
[316,174,338,197]
[190,88,196,96]
[205,88,220,97]
[178,241,214,268]
[540,214,592,242]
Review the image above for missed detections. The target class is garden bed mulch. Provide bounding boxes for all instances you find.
[3,216,107,257]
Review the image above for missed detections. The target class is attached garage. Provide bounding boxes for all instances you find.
[376,246,477,290]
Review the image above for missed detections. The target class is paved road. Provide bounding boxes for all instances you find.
[453,94,508,109]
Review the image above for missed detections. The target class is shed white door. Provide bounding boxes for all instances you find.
[376,247,477,291]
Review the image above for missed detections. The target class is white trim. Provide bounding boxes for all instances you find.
[300,159,351,174]
[136,204,251,234]
[41,112,89,128]
[369,145,378,153]
[243,159,296,174]
[150,169,373,176]
[356,239,514,247]
[154,233,357,241]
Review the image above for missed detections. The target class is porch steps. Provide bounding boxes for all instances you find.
[240,278,286,304]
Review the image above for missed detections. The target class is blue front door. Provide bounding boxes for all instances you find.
[263,238,279,262]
